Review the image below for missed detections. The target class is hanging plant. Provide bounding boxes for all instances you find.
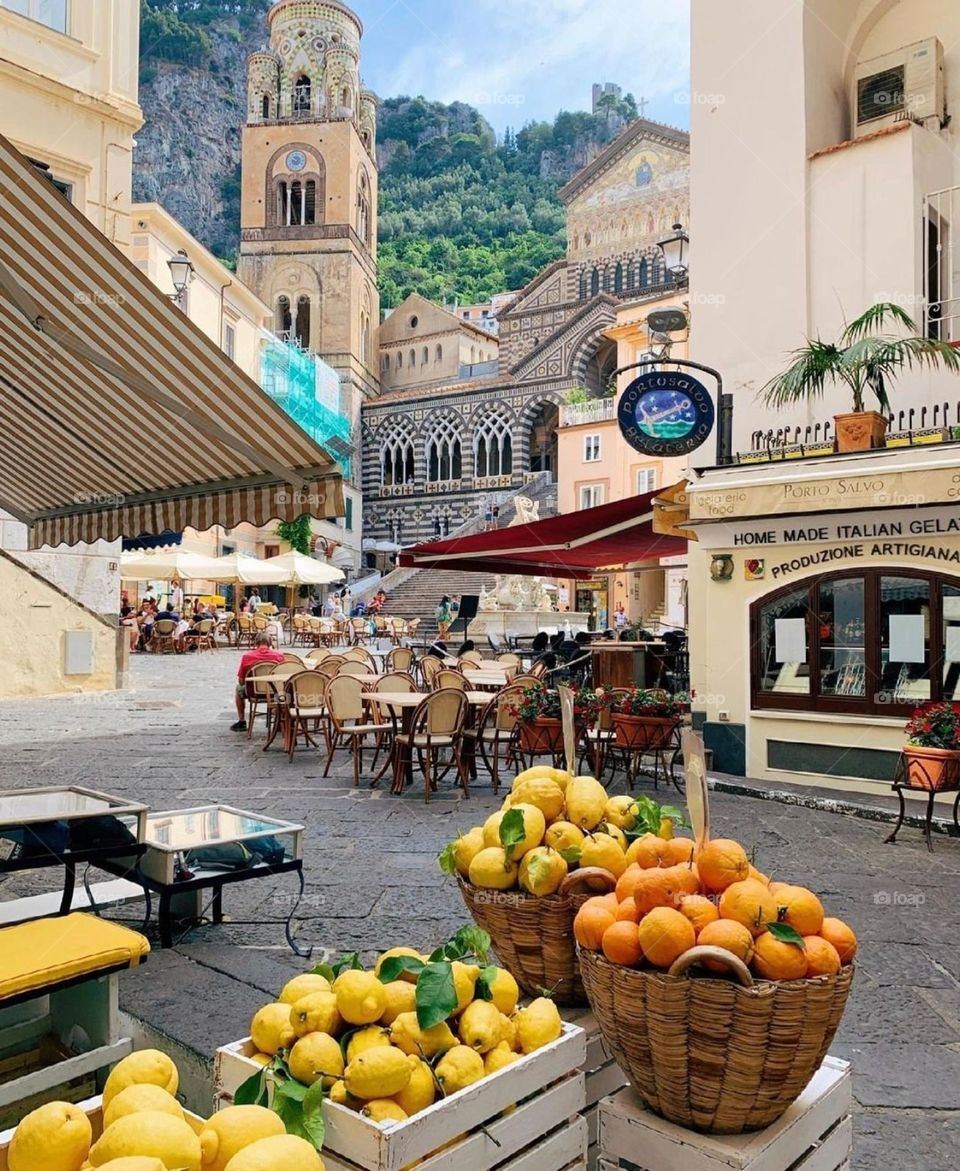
[276,514,313,556]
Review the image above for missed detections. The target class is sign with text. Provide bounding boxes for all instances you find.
[691,504,960,550]
[619,370,714,457]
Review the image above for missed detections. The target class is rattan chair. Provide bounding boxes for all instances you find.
[581,687,632,779]
[337,659,371,678]
[305,647,331,663]
[281,652,304,665]
[386,646,415,674]
[235,614,255,649]
[349,616,370,645]
[243,659,286,742]
[496,652,522,669]
[314,656,345,680]
[291,614,310,646]
[394,688,469,801]
[459,650,484,667]
[195,618,216,653]
[434,667,467,691]
[150,618,178,654]
[463,683,524,793]
[420,655,444,688]
[284,670,328,761]
[344,647,376,668]
[323,674,392,786]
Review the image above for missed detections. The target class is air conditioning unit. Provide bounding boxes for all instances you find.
[853,37,944,137]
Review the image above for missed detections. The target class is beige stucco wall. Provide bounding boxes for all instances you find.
[379,295,498,390]
[1,550,119,698]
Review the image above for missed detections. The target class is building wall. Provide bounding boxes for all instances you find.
[379,295,498,392]
[0,550,119,699]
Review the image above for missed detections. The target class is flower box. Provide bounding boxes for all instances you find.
[901,745,960,791]
[610,713,675,751]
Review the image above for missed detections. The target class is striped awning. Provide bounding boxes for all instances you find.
[0,133,343,548]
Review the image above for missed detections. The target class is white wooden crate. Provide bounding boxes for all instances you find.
[215,1022,587,1171]
[0,1094,204,1170]
[597,1056,851,1171]
[562,1007,627,1171]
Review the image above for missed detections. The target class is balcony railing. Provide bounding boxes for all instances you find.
[925,184,960,342]
[559,398,616,427]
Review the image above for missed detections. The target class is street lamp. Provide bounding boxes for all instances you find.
[167,249,195,302]
[656,222,689,282]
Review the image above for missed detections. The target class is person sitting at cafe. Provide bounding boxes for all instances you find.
[177,604,208,653]
[456,639,476,659]
[231,634,285,731]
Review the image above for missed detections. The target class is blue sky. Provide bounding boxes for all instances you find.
[351,0,691,135]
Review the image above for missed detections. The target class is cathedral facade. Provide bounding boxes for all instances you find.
[360,117,690,552]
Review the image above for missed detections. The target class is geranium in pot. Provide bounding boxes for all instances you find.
[902,702,960,791]
[760,302,960,453]
[610,688,688,750]
[510,683,607,755]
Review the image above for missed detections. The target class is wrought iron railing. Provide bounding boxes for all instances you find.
[559,398,616,427]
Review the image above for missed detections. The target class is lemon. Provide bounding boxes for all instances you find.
[547,767,572,792]
[198,1105,285,1171]
[604,795,638,830]
[457,999,502,1053]
[513,765,568,790]
[514,998,562,1054]
[450,961,481,1013]
[344,1047,414,1099]
[435,1045,484,1094]
[279,973,331,1005]
[8,1101,92,1171]
[518,845,567,895]
[604,823,628,850]
[361,1100,408,1125]
[379,980,417,1025]
[484,1042,521,1074]
[89,1112,201,1170]
[374,947,424,984]
[658,816,675,841]
[543,820,585,854]
[335,970,387,1025]
[393,1057,436,1115]
[93,1160,167,1171]
[508,777,565,822]
[345,1025,392,1064]
[102,1085,184,1130]
[499,1012,519,1051]
[220,1134,324,1171]
[251,1003,296,1055]
[250,1053,272,1067]
[102,1051,180,1108]
[502,803,546,859]
[389,1012,457,1058]
[288,1031,345,1087]
[328,1080,359,1109]
[290,990,341,1039]
[481,810,507,847]
[450,828,486,877]
[564,776,607,830]
[579,832,628,877]
[467,846,518,889]
[486,968,520,1015]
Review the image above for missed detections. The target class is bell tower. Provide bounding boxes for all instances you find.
[238,0,379,400]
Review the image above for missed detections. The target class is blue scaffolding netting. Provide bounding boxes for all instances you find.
[259,334,353,479]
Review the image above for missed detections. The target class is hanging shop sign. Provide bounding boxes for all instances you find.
[618,369,715,457]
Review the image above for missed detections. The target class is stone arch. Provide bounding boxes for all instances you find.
[422,411,463,483]
[472,404,516,478]
[265,263,322,350]
[356,166,372,247]
[516,394,565,480]
[264,143,326,228]
[378,416,417,487]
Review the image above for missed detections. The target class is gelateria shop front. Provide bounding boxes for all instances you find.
[683,449,960,792]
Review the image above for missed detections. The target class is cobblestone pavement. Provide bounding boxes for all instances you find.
[1,649,959,1168]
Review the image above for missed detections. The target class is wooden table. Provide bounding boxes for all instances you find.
[374,692,493,793]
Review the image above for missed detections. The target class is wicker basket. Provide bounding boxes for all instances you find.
[457,868,615,1005]
[579,944,854,1134]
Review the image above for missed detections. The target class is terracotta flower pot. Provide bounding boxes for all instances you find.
[834,410,887,452]
[611,712,675,750]
[902,744,960,791]
[518,717,565,755]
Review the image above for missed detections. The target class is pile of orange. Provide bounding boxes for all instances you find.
[574,834,857,981]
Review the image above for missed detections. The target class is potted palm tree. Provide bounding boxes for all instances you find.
[761,303,960,452]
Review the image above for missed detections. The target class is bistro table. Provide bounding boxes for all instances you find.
[0,786,148,924]
[374,691,496,793]
[102,805,308,954]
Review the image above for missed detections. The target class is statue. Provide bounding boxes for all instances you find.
[479,583,500,611]
[511,496,540,525]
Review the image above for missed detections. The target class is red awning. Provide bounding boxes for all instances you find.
[397,488,687,580]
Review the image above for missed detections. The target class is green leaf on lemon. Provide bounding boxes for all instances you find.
[499,807,527,861]
[415,961,459,1029]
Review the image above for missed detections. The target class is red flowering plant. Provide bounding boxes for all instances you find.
[904,702,960,749]
[611,688,690,718]
[509,683,609,725]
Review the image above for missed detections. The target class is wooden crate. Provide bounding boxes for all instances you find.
[0,1094,204,1170]
[215,1023,588,1171]
[562,1007,628,1171]
[597,1056,851,1171]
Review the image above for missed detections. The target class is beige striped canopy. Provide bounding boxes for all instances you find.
[0,133,343,548]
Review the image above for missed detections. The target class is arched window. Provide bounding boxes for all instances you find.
[289,180,303,225]
[426,417,462,483]
[380,421,416,487]
[276,181,287,226]
[473,408,513,478]
[294,75,311,116]
[590,268,600,296]
[304,180,316,225]
[397,351,403,369]
[638,258,649,287]
[276,295,291,337]
[435,344,443,362]
[470,345,476,363]
[360,312,369,364]
[356,171,371,247]
[382,353,390,371]
[261,94,270,119]
[409,348,416,368]
[579,270,589,300]
[422,346,429,365]
[341,86,351,111]
[614,262,624,293]
[295,295,310,350]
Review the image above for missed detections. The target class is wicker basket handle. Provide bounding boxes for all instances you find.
[559,867,617,896]
[668,945,755,987]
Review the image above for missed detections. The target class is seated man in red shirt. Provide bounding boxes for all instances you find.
[231,634,284,731]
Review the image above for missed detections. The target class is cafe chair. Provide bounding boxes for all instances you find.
[463,684,524,794]
[235,614,255,649]
[419,655,443,689]
[395,688,469,802]
[459,650,484,667]
[195,618,217,653]
[434,667,467,691]
[243,660,285,742]
[386,646,415,674]
[284,670,328,761]
[305,647,331,663]
[150,618,177,654]
[337,659,371,678]
[281,652,304,665]
[321,674,392,786]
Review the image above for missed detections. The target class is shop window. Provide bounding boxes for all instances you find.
[222,322,236,361]
[584,434,601,462]
[345,497,354,531]
[751,569,960,715]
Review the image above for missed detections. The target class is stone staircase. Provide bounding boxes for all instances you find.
[376,473,560,638]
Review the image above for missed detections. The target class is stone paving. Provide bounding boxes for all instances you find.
[1,649,959,1168]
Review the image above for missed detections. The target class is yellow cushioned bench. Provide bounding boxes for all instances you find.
[0,913,149,1003]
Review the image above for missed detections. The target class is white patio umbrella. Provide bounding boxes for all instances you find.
[262,550,344,586]
[203,553,289,585]
[120,549,224,581]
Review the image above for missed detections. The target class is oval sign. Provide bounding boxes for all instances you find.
[618,369,715,457]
